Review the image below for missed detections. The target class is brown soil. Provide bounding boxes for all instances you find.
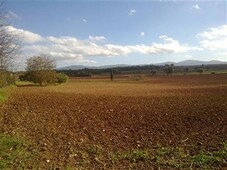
[0,74,227,169]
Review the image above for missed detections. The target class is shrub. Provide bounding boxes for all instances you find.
[20,72,68,85]
[56,73,68,84]
[196,68,204,74]
[131,75,144,81]
[22,70,56,86]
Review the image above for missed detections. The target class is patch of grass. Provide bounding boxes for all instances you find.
[0,134,37,169]
[109,143,227,169]
[192,142,227,168]
[0,85,14,102]
[193,153,221,167]
[213,143,227,159]
[15,81,37,86]
[154,145,189,168]
[111,149,150,162]
[68,144,106,168]
[85,144,101,156]
[156,144,172,156]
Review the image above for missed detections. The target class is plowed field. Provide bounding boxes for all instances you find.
[0,74,227,169]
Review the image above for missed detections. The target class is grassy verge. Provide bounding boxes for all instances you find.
[0,86,38,169]
[0,134,38,169]
[65,143,227,169]
[0,138,225,169]
[0,85,15,102]
[114,143,226,169]
[15,81,35,86]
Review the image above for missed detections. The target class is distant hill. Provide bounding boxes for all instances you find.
[175,60,225,66]
[155,60,226,66]
[57,64,129,70]
[57,65,87,70]
[57,60,226,70]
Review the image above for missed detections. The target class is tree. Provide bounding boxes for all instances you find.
[26,55,55,71]
[1,5,20,70]
[164,64,174,75]
[25,55,56,86]
[0,3,20,87]
[0,2,20,87]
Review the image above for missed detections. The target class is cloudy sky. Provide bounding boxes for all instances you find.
[6,0,227,69]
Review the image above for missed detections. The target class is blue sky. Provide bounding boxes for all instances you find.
[5,0,227,68]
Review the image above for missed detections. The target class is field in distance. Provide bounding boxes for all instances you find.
[0,74,227,169]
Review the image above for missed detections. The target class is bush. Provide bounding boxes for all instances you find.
[196,68,204,74]
[56,73,68,84]
[131,75,144,81]
[21,71,56,86]
[20,71,68,85]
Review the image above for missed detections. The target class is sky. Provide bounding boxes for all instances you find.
[5,0,227,69]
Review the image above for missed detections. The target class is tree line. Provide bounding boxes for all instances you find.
[58,63,217,77]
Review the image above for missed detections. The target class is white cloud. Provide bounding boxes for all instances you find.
[89,36,107,42]
[6,26,201,68]
[5,26,44,43]
[23,34,199,59]
[199,39,227,50]
[152,35,201,53]
[105,44,131,56]
[197,25,227,50]
[198,25,227,40]
[125,36,200,55]
[47,36,79,45]
[82,19,87,23]
[128,9,136,16]
[192,4,200,10]
[141,32,145,37]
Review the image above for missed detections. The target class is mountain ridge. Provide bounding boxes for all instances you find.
[57,60,226,70]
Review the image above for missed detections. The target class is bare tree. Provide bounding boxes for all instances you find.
[0,2,20,87]
[0,2,19,71]
[26,54,56,71]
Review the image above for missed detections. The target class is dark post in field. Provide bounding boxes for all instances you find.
[110,68,114,81]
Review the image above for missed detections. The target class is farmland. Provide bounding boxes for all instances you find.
[0,74,227,169]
